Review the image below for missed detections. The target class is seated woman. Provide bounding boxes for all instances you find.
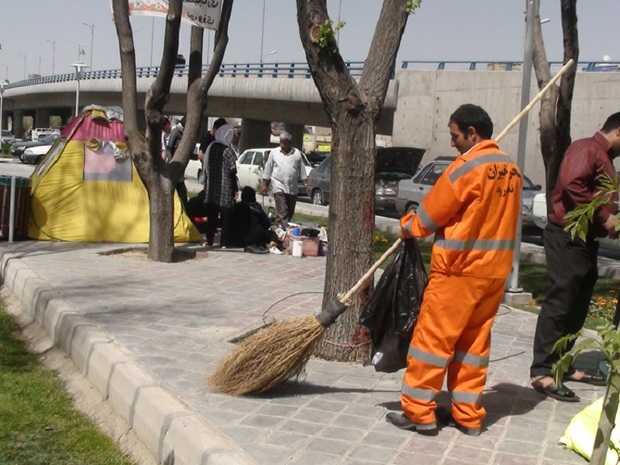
[229,186,281,253]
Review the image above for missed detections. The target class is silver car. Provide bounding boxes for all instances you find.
[394,156,455,214]
[395,156,542,230]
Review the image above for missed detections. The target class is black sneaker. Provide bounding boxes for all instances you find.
[435,407,481,436]
[244,244,269,254]
[385,412,438,436]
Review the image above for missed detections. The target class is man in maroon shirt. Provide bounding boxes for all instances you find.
[530,112,620,402]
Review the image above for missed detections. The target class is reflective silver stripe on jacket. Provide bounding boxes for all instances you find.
[408,346,451,368]
[448,154,512,183]
[416,205,439,232]
[402,383,438,401]
[451,390,482,404]
[453,351,489,367]
[434,238,515,252]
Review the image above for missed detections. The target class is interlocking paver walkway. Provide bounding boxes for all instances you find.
[0,230,609,465]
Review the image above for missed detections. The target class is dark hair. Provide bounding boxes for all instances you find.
[241,186,256,203]
[601,112,620,133]
[213,117,227,130]
[162,117,170,125]
[449,104,493,139]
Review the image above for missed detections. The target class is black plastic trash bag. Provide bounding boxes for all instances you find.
[359,238,427,373]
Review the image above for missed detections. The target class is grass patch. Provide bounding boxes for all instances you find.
[0,301,135,465]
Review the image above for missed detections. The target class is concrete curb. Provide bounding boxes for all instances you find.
[0,251,258,465]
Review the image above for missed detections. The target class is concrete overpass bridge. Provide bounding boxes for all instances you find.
[2,60,619,186]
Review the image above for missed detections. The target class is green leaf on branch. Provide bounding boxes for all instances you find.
[405,0,422,14]
[312,19,345,55]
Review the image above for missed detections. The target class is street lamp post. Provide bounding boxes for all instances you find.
[0,81,6,140]
[46,39,56,75]
[72,62,88,117]
[83,23,95,70]
[260,0,266,62]
[507,0,544,295]
[19,53,26,80]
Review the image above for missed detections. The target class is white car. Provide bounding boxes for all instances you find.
[22,143,53,164]
[236,147,312,194]
[184,143,204,183]
[532,192,620,252]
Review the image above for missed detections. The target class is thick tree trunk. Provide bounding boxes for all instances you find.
[531,0,578,210]
[315,121,376,361]
[111,0,234,262]
[297,0,412,362]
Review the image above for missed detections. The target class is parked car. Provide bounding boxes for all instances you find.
[31,127,60,141]
[184,143,204,183]
[22,142,53,164]
[305,150,329,167]
[395,156,542,228]
[13,133,61,162]
[532,192,620,252]
[306,147,425,213]
[1,129,20,145]
[236,147,312,194]
[394,156,456,214]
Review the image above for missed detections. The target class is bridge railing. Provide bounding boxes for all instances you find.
[5,60,617,90]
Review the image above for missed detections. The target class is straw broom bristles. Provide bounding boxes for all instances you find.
[208,242,400,396]
[208,315,326,395]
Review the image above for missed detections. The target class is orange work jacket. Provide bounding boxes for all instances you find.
[401,140,522,279]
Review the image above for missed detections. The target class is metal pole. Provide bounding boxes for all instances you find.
[337,0,343,44]
[0,85,4,141]
[19,53,26,79]
[507,0,535,293]
[8,176,16,243]
[150,16,155,68]
[83,23,95,71]
[75,77,80,116]
[47,40,55,75]
[260,0,265,62]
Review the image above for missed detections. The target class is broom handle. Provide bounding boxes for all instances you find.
[494,59,574,143]
[341,238,403,302]
[340,59,574,305]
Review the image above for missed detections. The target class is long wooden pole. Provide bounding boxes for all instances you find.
[342,59,576,304]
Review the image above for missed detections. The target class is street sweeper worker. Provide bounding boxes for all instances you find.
[386,104,522,437]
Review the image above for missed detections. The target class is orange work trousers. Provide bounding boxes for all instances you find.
[401,272,505,428]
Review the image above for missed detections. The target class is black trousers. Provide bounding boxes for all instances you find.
[530,222,599,378]
[273,192,297,229]
[204,204,232,247]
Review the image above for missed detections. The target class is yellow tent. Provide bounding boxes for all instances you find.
[28,106,200,243]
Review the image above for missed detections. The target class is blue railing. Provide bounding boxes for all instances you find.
[5,60,618,90]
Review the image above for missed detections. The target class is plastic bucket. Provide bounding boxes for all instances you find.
[291,238,303,258]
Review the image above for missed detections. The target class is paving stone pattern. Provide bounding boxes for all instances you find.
[0,240,608,465]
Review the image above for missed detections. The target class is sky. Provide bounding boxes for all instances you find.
[0,1,618,83]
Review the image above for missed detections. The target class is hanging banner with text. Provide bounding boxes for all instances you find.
[125,0,221,30]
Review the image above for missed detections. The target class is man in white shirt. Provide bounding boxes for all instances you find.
[260,131,308,229]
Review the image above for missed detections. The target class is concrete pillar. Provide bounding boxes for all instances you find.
[53,108,72,128]
[283,123,305,152]
[238,118,272,153]
[12,109,25,140]
[35,108,51,128]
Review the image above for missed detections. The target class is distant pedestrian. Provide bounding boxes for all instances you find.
[203,124,239,247]
[260,131,308,229]
[199,117,228,164]
[161,117,172,160]
[166,116,185,162]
